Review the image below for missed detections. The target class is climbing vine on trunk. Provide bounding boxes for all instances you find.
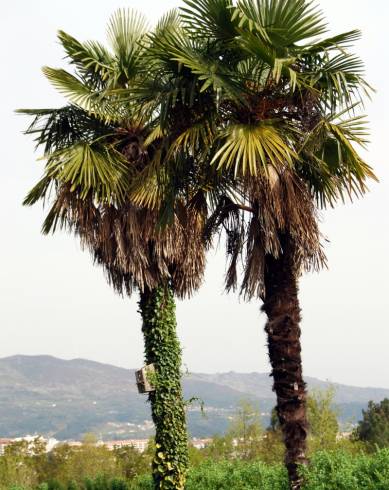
[139,284,189,490]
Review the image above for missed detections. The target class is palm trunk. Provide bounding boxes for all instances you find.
[138,284,189,490]
[261,233,308,490]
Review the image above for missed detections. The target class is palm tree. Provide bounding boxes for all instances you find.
[19,10,206,489]
[144,0,377,487]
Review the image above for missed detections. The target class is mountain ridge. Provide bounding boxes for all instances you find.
[4,354,387,391]
[0,355,388,439]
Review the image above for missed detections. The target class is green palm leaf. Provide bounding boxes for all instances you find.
[304,52,370,109]
[180,0,237,41]
[42,67,119,121]
[57,30,114,85]
[304,29,362,54]
[211,122,296,175]
[235,0,327,48]
[299,112,377,205]
[107,8,149,84]
[16,106,112,153]
[31,142,130,203]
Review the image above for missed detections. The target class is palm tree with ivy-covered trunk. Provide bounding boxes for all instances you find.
[19,10,208,489]
[140,0,377,487]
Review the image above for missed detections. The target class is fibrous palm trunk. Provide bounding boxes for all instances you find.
[261,233,308,490]
[139,284,189,490]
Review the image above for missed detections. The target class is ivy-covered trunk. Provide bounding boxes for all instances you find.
[138,284,189,490]
[262,233,308,490]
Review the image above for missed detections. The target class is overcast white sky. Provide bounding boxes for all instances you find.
[1,0,388,388]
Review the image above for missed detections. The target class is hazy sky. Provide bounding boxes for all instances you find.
[1,0,388,388]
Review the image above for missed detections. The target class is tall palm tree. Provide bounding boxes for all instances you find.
[142,0,377,487]
[19,10,206,489]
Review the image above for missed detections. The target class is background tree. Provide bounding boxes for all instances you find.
[0,438,51,489]
[307,388,339,453]
[354,398,389,449]
[202,434,235,462]
[228,399,263,460]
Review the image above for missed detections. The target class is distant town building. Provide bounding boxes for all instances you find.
[191,438,212,450]
[104,439,149,452]
[0,436,60,454]
[0,439,12,455]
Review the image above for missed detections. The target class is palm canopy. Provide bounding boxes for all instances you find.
[19,9,206,298]
[20,1,377,298]
[176,0,376,200]
[124,0,377,298]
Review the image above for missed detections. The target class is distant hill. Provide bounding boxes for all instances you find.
[0,355,388,440]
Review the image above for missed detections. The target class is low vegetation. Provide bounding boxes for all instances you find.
[2,395,388,490]
[4,450,389,490]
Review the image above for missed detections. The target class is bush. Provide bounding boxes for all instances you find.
[301,449,389,490]
[130,449,389,490]
[185,460,287,490]
[4,449,389,489]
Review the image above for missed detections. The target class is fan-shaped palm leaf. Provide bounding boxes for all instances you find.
[181,0,237,41]
[42,67,121,121]
[16,106,113,153]
[58,30,114,85]
[211,122,296,175]
[235,0,327,48]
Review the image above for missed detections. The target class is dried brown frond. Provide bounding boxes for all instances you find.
[49,185,206,299]
[240,169,326,299]
[208,169,326,301]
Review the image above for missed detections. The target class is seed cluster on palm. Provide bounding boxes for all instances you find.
[20,1,376,489]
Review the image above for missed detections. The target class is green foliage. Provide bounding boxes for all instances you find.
[0,439,47,489]
[132,450,389,489]
[186,459,288,489]
[211,123,295,176]
[202,435,234,462]
[139,285,189,489]
[3,443,389,489]
[20,1,380,487]
[307,388,339,453]
[39,443,118,486]
[354,398,389,449]
[0,440,150,490]
[202,399,284,464]
[227,399,263,460]
[300,449,389,490]
[114,446,151,481]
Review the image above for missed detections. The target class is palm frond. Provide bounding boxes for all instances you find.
[180,0,237,41]
[304,29,362,54]
[107,8,149,54]
[304,52,371,110]
[129,149,166,209]
[155,9,182,35]
[238,31,300,89]
[16,106,112,153]
[43,142,130,202]
[42,67,120,121]
[23,175,53,206]
[57,30,114,86]
[107,8,149,84]
[163,40,244,100]
[211,122,296,176]
[235,0,327,48]
[168,121,215,158]
[298,113,377,206]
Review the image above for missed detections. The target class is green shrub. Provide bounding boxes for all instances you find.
[130,450,389,490]
[5,449,389,489]
[185,460,288,490]
[301,449,389,490]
